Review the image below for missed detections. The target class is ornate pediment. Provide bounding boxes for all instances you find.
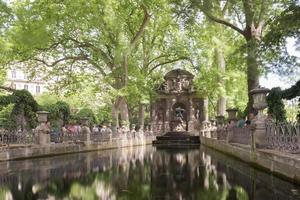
[158,69,195,94]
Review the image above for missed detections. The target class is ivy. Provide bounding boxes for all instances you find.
[267,80,300,122]
[267,87,286,122]
[0,89,38,130]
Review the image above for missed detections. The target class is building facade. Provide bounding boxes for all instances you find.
[5,69,47,95]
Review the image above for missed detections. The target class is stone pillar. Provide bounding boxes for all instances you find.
[35,111,50,145]
[216,115,225,126]
[249,86,270,148]
[188,97,195,133]
[226,122,235,143]
[80,118,91,145]
[165,98,173,132]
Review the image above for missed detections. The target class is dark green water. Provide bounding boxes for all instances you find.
[0,145,299,200]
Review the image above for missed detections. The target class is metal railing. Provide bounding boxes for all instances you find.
[0,129,154,148]
[0,131,34,146]
[266,122,300,153]
[230,126,251,145]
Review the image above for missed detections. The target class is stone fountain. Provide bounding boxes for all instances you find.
[151,69,204,146]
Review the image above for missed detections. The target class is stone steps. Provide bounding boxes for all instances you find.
[153,131,200,146]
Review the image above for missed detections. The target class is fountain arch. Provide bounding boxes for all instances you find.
[151,69,205,136]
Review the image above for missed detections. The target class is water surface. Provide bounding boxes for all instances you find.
[0,145,299,200]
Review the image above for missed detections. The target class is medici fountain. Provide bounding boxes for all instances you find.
[151,69,204,145]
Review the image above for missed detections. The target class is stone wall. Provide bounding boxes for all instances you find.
[0,136,155,161]
[200,136,300,184]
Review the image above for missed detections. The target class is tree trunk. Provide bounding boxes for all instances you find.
[111,102,119,129]
[245,37,260,114]
[119,96,129,129]
[138,103,145,131]
[215,48,226,116]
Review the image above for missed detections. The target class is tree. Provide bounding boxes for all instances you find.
[4,0,197,131]
[3,0,156,129]
[173,0,296,113]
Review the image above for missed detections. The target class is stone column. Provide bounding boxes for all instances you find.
[80,118,91,145]
[165,98,173,132]
[188,97,195,133]
[249,87,270,148]
[35,111,51,145]
[226,108,238,143]
[216,115,225,126]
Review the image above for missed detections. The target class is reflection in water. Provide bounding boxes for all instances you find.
[0,146,299,200]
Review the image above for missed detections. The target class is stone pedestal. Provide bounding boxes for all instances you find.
[251,114,268,148]
[35,111,50,145]
[226,123,235,143]
[249,86,270,149]
[80,118,91,145]
[82,129,91,145]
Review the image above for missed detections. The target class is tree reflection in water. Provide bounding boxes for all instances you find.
[0,146,299,200]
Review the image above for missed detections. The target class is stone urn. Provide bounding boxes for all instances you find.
[249,86,270,148]
[250,86,270,118]
[216,115,225,126]
[226,108,238,122]
[35,111,51,145]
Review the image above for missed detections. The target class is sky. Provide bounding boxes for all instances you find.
[260,38,300,89]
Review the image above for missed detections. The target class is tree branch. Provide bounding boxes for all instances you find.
[148,57,194,74]
[146,54,171,67]
[257,1,266,30]
[130,5,150,50]
[222,0,230,16]
[68,37,115,69]
[0,86,15,92]
[33,56,88,67]
[201,7,245,36]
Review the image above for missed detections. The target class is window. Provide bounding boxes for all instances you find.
[11,71,16,78]
[36,85,40,94]
[24,85,28,90]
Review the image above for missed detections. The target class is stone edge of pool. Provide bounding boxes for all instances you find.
[200,136,300,185]
[1,136,299,185]
[0,137,155,161]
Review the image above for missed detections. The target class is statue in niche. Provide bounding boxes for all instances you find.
[175,106,185,119]
[174,106,186,131]
[157,109,164,122]
[194,109,199,120]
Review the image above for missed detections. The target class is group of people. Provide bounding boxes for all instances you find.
[236,113,255,128]
[61,123,113,135]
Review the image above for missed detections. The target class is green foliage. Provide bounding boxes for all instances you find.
[267,80,300,122]
[12,90,38,129]
[0,89,38,130]
[0,104,14,129]
[267,87,286,122]
[95,106,112,124]
[41,101,70,130]
[262,2,300,75]
[75,108,98,125]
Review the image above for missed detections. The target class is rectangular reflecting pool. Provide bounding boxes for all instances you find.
[0,145,299,200]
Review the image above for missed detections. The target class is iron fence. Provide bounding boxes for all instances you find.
[230,126,251,145]
[266,122,300,153]
[0,129,154,147]
[217,127,227,140]
[0,131,34,146]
